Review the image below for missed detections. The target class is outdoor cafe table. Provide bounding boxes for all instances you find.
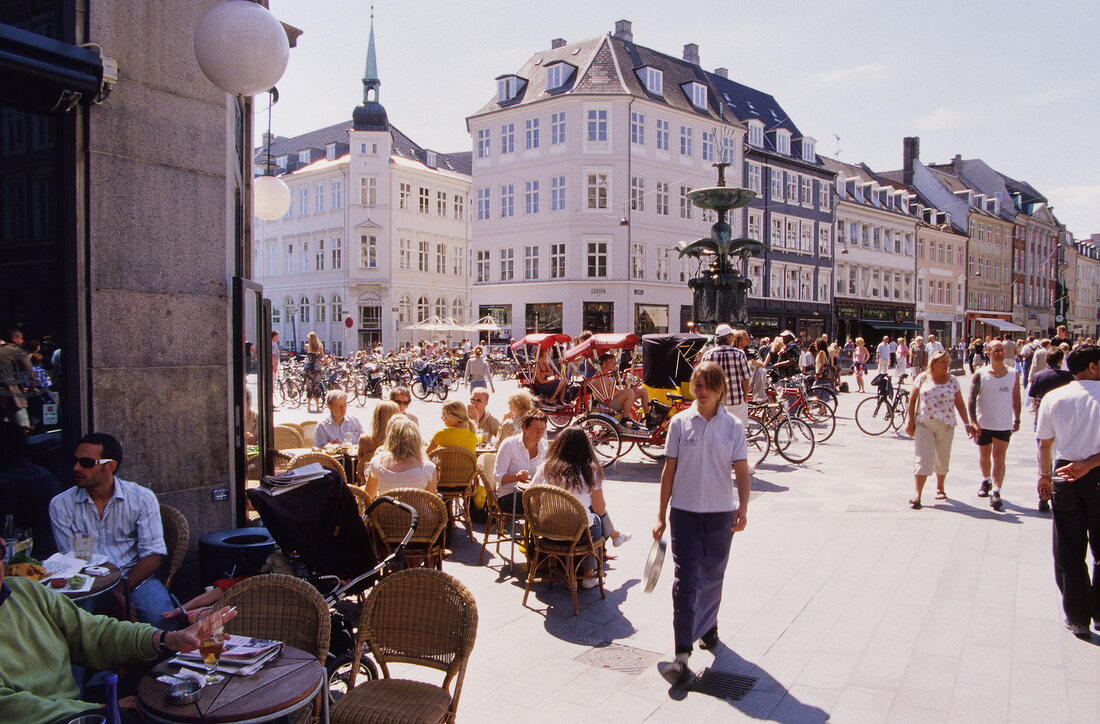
[67,561,121,604]
[137,645,325,724]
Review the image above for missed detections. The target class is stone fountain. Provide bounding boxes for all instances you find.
[677,162,768,331]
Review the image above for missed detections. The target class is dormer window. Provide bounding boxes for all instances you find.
[298,150,311,164]
[800,137,815,162]
[684,81,707,109]
[426,151,437,168]
[546,62,564,89]
[747,120,764,148]
[276,155,288,170]
[497,75,524,102]
[775,129,790,155]
[326,143,338,161]
[638,66,663,95]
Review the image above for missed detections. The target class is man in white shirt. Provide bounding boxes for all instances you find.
[1036,344,1100,638]
[925,334,945,357]
[876,336,891,375]
[967,340,1021,511]
[314,390,364,446]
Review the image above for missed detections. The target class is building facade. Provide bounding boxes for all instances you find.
[253,23,472,354]
[1072,237,1100,338]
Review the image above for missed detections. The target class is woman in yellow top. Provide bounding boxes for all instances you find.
[427,400,478,453]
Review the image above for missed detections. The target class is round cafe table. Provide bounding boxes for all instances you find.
[137,646,325,724]
[66,561,121,604]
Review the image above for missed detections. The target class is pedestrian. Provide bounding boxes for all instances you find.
[925,333,944,357]
[1019,336,1036,386]
[1029,339,1052,400]
[896,337,909,374]
[1028,347,1074,513]
[888,337,898,369]
[853,337,869,393]
[905,351,975,508]
[464,345,495,392]
[303,331,325,413]
[1035,344,1100,638]
[876,336,891,375]
[653,361,751,685]
[968,340,1021,511]
[699,324,751,424]
[908,336,927,379]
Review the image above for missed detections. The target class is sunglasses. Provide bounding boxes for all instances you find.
[73,457,113,468]
[395,399,411,405]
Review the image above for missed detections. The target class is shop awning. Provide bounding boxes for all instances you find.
[861,320,922,331]
[975,317,1027,332]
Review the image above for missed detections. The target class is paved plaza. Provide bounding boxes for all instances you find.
[274,372,1099,722]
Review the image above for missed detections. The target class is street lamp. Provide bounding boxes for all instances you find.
[285,301,298,354]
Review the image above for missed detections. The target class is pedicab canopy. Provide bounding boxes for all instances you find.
[509,333,572,352]
[640,333,707,389]
[562,333,639,364]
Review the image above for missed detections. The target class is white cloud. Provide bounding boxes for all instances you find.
[810,62,886,85]
[913,106,971,131]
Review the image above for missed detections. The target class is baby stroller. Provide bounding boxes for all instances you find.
[246,468,417,700]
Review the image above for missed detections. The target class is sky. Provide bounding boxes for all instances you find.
[264,0,1100,239]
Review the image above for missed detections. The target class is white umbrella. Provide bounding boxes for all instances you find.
[469,315,503,332]
[405,315,454,332]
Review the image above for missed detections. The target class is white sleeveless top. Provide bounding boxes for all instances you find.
[975,367,1017,431]
[370,453,436,493]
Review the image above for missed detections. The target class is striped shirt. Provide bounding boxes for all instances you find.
[700,344,751,406]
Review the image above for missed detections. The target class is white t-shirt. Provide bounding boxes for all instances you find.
[1036,380,1100,461]
[665,405,746,514]
[926,341,944,356]
[369,453,436,494]
[876,343,891,362]
[530,465,600,527]
[493,434,547,499]
[973,368,1017,431]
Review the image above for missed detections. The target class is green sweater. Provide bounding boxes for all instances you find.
[0,576,158,724]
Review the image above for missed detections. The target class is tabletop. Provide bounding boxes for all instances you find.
[67,561,121,603]
[137,645,324,724]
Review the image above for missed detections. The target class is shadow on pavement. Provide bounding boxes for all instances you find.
[926,497,1025,523]
[697,644,830,722]
[525,577,640,646]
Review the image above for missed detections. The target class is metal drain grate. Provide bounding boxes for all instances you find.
[688,668,757,700]
[575,642,663,675]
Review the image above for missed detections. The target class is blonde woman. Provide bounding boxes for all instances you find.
[304,331,326,412]
[496,389,536,446]
[358,401,400,462]
[366,415,437,498]
[853,337,869,393]
[465,345,495,392]
[427,400,478,453]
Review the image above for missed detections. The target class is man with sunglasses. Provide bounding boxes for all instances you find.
[389,387,419,426]
[467,388,500,441]
[49,433,176,629]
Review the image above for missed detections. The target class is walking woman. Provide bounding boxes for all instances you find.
[652,361,752,685]
[905,350,975,508]
[853,337,869,392]
[304,332,325,412]
[464,345,495,392]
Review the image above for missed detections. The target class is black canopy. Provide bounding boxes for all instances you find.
[641,333,707,389]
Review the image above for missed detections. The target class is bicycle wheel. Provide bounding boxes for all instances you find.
[799,399,836,443]
[891,391,910,430]
[773,417,815,464]
[579,415,621,467]
[273,377,286,406]
[434,382,449,401]
[637,439,665,460]
[410,380,430,400]
[284,379,303,408]
[807,385,838,412]
[352,376,367,404]
[744,417,770,467]
[546,409,574,430]
[854,396,892,436]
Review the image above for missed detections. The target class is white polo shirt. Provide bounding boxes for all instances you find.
[1036,379,1100,461]
[665,405,746,514]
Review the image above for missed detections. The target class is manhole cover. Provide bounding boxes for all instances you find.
[689,668,757,700]
[575,642,663,675]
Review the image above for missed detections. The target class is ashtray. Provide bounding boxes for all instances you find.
[83,565,111,576]
[167,679,202,705]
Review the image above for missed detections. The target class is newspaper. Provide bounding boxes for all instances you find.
[173,637,284,676]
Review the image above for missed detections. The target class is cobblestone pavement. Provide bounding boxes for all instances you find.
[273,370,1099,723]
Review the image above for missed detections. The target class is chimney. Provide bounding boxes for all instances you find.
[683,43,699,65]
[551,38,566,49]
[903,136,920,186]
[952,153,962,174]
[262,131,274,147]
[714,67,728,78]
[613,19,632,43]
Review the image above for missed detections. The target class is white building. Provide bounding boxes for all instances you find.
[253,21,472,354]
[465,21,744,338]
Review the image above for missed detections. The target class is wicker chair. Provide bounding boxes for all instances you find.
[159,504,189,592]
[271,449,295,475]
[521,484,606,615]
[428,447,478,541]
[355,455,370,487]
[475,452,523,566]
[274,424,305,450]
[349,485,373,518]
[299,420,319,446]
[288,450,347,485]
[281,421,305,439]
[330,568,478,724]
[368,487,446,570]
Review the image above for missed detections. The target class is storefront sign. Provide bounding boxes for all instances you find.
[590,288,606,295]
[836,304,858,319]
[749,316,780,328]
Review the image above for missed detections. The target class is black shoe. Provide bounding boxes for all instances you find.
[1066,620,1091,638]
[978,480,992,497]
[990,491,1004,511]
[1039,499,1051,513]
[699,626,719,651]
[657,659,695,686]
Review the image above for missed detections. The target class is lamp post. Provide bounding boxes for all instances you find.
[286,302,298,355]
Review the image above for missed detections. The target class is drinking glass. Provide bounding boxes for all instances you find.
[72,534,94,561]
[196,609,225,684]
[14,529,32,559]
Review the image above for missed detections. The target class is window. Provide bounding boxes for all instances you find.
[361,235,376,268]
[631,112,645,145]
[436,191,447,217]
[299,296,310,323]
[586,173,608,210]
[453,245,462,276]
[418,187,430,213]
[476,188,490,220]
[786,173,798,202]
[551,243,565,278]
[786,218,797,250]
[452,299,464,322]
[656,247,669,282]
[776,130,790,155]
[453,194,464,221]
[551,112,566,144]
[299,188,308,215]
[799,221,812,252]
[746,163,761,194]
[655,119,670,151]
[917,278,924,302]
[861,224,869,248]
[818,181,830,210]
[722,135,735,164]
[436,243,446,274]
[497,76,521,102]
[500,123,515,154]
[547,63,564,89]
[801,178,812,206]
[418,239,429,272]
[748,211,762,241]
[331,237,342,269]
[399,182,411,210]
[331,294,343,322]
[524,180,539,214]
[476,128,491,158]
[631,176,645,212]
[476,250,490,282]
[500,184,515,217]
[818,226,830,256]
[315,184,324,212]
[586,241,607,278]
[957,282,964,306]
[272,304,281,323]
[416,297,429,323]
[917,238,924,259]
[434,297,446,318]
[551,176,565,211]
[770,216,783,248]
[524,245,539,280]
[300,241,309,272]
[525,118,539,149]
[687,82,706,108]
[873,227,881,250]
[702,130,715,161]
[265,246,276,276]
[656,181,670,216]
[331,180,342,209]
[641,66,663,94]
[314,294,326,323]
[631,243,645,280]
[680,125,693,156]
[679,185,693,219]
[360,176,377,205]
[802,138,816,162]
[586,109,608,142]
[748,121,764,147]
[770,169,783,202]
[500,248,514,281]
[285,244,293,273]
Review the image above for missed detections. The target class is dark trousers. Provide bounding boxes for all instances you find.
[669,508,735,652]
[1051,464,1100,626]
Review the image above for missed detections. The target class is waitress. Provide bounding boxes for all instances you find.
[652,361,752,685]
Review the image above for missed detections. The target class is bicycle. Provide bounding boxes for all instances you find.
[854,373,910,436]
[767,375,836,444]
[748,397,815,464]
[410,362,451,401]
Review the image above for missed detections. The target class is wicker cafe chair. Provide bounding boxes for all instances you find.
[428,447,478,540]
[355,456,370,487]
[159,504,189,592]
[299,420,319,445]
[521,484,606,616]
[349,485,373,518]
[274,424,305,450]
[271,450,295,475]
[475,453,522,566]
[281,421,305,439]
[368,487,446,570]
[288,450,347,485]
[331,568,478,724]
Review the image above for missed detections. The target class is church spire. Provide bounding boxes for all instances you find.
[362,7,380,103]
[352,7,389,132]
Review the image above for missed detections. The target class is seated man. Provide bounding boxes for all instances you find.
[589,353,650,425]
[0,536,234,724]
[389,387,419,426]
[49,433,176,629]
[467,388,501,441]
[314,389,364,446]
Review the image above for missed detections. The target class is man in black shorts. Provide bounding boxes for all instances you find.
[967,340,1021,511]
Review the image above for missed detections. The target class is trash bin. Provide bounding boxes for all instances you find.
[198,527,276,584]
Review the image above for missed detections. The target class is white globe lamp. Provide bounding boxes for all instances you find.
[194,0,289,96]
[254,175,291,220]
